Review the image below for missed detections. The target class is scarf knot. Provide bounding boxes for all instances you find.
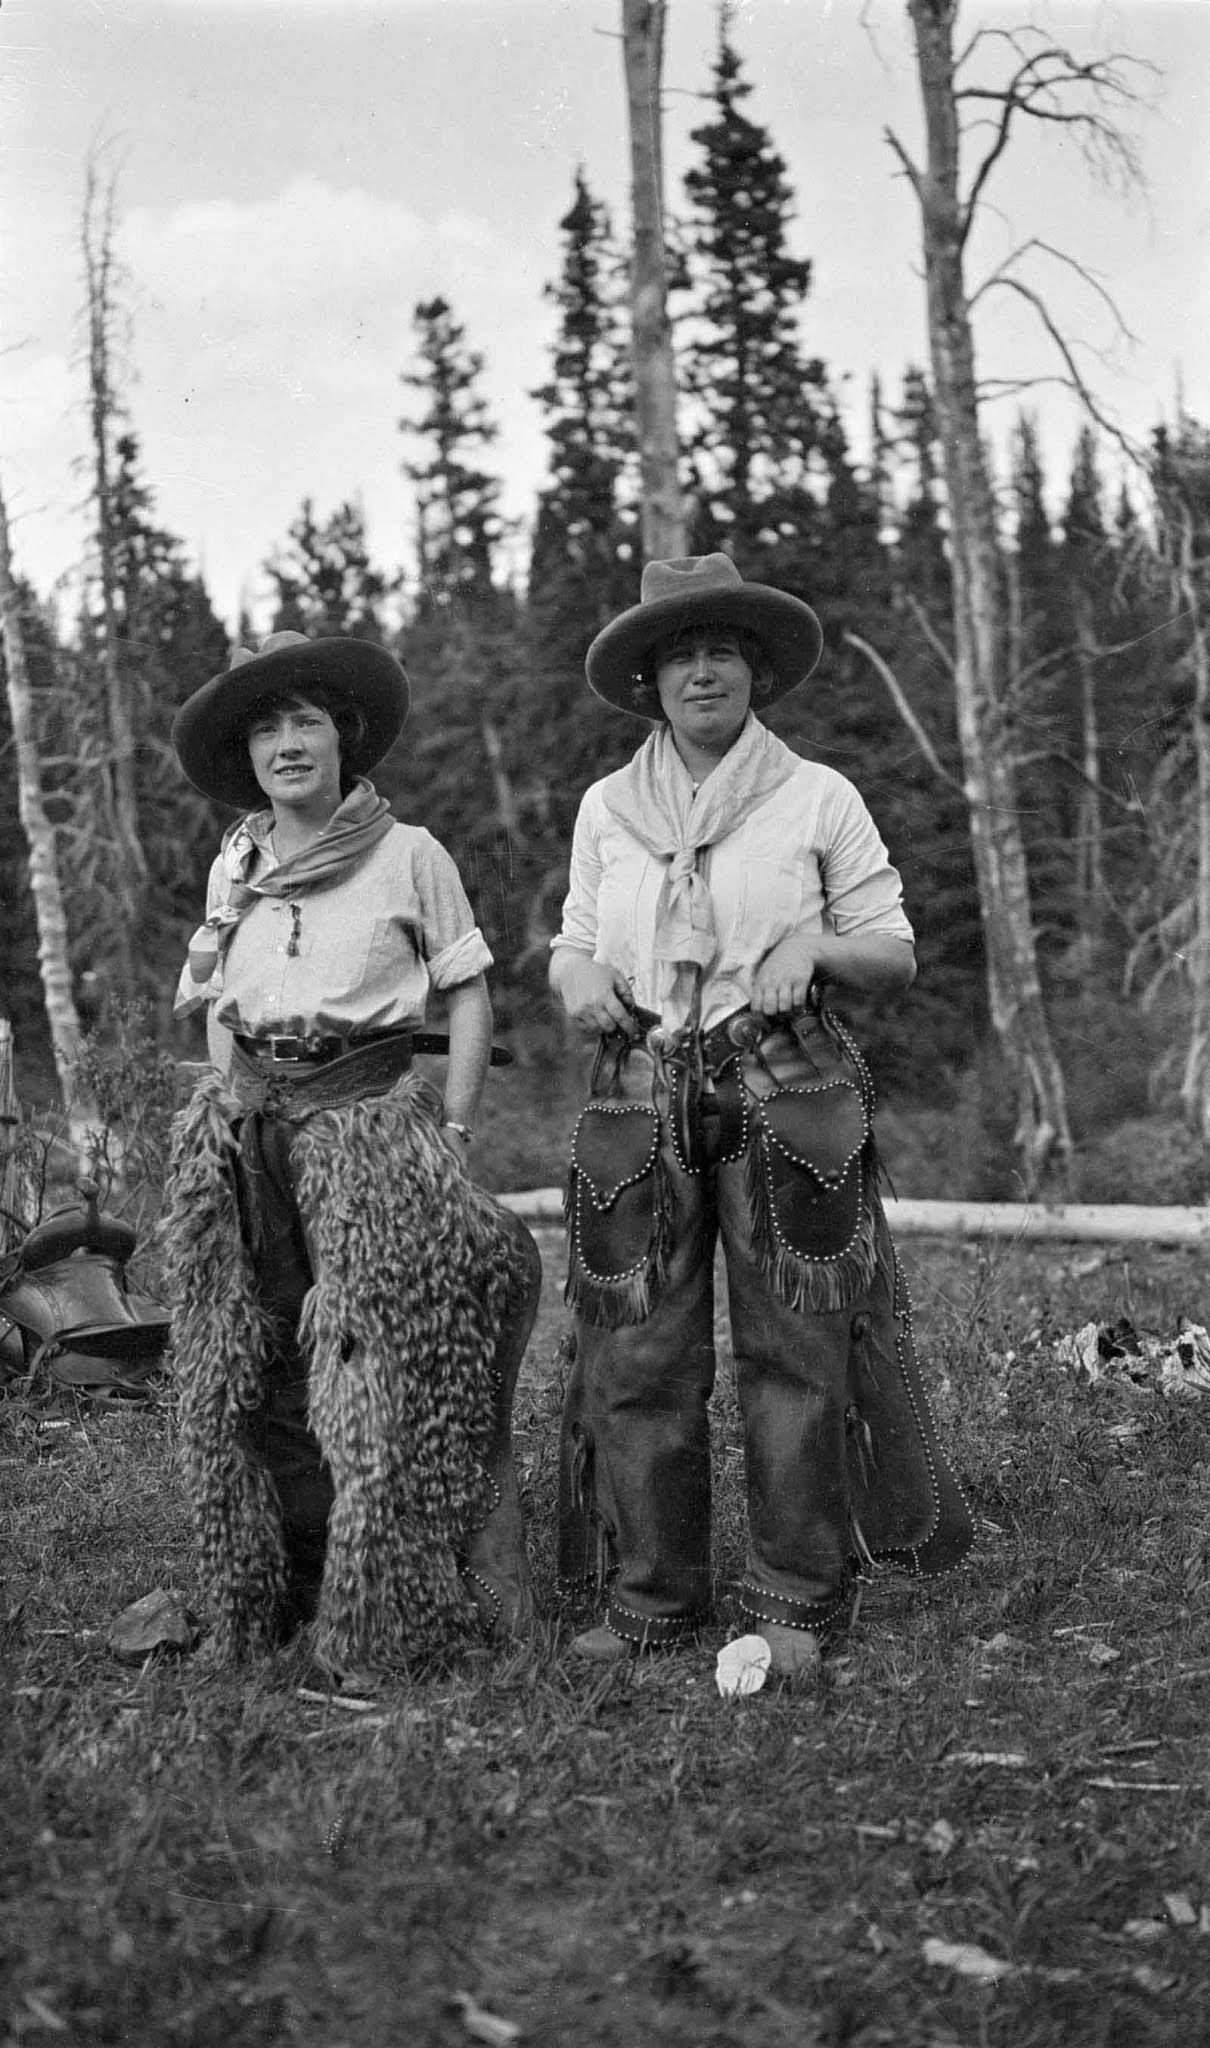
[176,779,394,1015]
[600,717,799,1006]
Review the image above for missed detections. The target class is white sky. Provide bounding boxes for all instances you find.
[2,0,1207,631]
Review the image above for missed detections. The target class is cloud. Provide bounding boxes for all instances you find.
[120,177,495,322]
[0,346,78,432]
[155,0,494,7]
[0,170,551,613]
[116,177,547,411]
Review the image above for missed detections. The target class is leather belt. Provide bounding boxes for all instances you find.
[234,1028,412,1067]
[234,1029,514,1067]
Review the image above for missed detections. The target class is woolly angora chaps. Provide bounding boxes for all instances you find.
[161,1069,517,1671]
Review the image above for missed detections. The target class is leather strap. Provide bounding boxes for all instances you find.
[234,1028,513,1067]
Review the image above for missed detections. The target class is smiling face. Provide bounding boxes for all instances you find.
[246,694,344,821]
[653,625,759,763]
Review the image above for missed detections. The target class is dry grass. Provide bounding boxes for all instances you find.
[3,1227,1210,2047]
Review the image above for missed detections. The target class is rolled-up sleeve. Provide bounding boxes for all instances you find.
[819,777,915,942]
[414,831,494,988]
[549,788,602,958]
[173,853,226,1015]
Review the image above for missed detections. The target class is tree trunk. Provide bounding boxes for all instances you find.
[1072,587,1107,972]
[82,160,146,992]
[481,714,521,839]
[1173,505,1210,1141]
[620,0,686,561]
[902,0,1072,1192]
[0,474,96,1146]
[0,1018,37,1249]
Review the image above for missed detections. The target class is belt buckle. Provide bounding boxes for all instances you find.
[727,1011,766,1054]
[264,1034,308,1063]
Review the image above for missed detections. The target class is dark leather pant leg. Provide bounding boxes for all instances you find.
[245,1380,333,1625]
[563,1147,717,1644]
[232,1112,333,1624]
[717,1147,855,1635]
[461,1206,542,1638]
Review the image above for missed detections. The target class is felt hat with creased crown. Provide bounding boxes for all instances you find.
[171,631,410,810]
[585,553,824,714]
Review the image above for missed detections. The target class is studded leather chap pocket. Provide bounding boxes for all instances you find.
[745,1079,878,1313]
[564,1101,668,1328]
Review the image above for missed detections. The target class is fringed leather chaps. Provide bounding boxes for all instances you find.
[162,1060,538,1668]
[559,1007,973,1640]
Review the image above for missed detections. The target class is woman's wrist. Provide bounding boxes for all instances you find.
[442,1118,473,1145]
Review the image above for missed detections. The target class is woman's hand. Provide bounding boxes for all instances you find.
[751,931,917,1017]
[439,1121,473,1168]
[550,953,639,1036]
[749,934,819,1018]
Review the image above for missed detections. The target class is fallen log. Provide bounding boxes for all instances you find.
[496,1188,1210,1248]
[880,1199,1210,1247]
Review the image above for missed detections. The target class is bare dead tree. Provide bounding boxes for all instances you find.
[1155,495,1210,1142]
[80,152,147,992]
[0,471,98,1155]
[843,630,962,791]
[620,0,686,560]
[1069,587,1109,972]
[878,1,1150,1191]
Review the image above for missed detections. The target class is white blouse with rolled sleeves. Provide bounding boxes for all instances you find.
[178,815,492,1067]
[551,750,913,1034]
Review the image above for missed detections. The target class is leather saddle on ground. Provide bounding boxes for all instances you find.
[0,1187,171,1398]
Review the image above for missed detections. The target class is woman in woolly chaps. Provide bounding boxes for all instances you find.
[165,630,541,1675]
[550,555,973,1677]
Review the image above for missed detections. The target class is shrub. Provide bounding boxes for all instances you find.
[1075,1114,1209,1205]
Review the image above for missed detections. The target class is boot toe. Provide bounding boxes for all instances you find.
[569,1625,635,1663]
[761,1623,823,1681]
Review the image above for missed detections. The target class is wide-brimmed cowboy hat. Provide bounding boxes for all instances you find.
[585,554,824,714]
[172,631,410,810]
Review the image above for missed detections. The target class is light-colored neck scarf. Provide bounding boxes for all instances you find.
[176,778,394,1014]
[600,715,799,1008]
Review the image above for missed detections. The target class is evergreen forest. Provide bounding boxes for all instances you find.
[3,18,1208,1205]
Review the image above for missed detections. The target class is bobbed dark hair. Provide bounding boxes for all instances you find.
[637,622,776,713]
[243,686,370,795]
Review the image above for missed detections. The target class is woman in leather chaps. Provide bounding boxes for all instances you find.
[549,555,972,1677]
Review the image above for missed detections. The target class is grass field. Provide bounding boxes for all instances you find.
[3,1224,1209,2048]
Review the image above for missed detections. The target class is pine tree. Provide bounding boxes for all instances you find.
[520,170,643,993]
[1009,416,1064,677]
[891,366,949,614]
[776,424,981,1088]
[400,297,503,612]
[1131,417,1210,1133]
[680,10,832,558]
[76,432,229,1017]
[1004,415,1077,965]
[866,374,893,546]
[1055,429,1127,975]
[264,497,390,640]
[529,167,637,655]
[393,300,529,1001]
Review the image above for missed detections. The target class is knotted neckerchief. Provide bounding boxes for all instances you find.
[600,715,799,1015]
[175,778,394,1016]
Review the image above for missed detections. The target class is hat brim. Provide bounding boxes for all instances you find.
[585,583,824,714]
[172,638,410,810]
